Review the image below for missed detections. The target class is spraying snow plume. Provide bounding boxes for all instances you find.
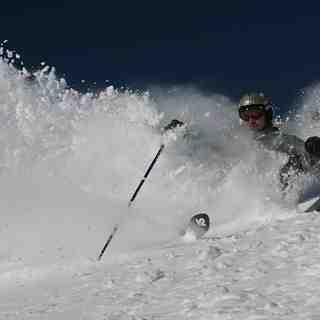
[0,51,316,267]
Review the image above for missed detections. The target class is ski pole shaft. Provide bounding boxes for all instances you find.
[97,224,119,261]
[97,144,165,260]
[128,144,164,206]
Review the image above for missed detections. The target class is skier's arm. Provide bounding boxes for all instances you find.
[278,135,320,188]
[274,134,310,170]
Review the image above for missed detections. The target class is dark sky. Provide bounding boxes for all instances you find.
[2,1,320,112]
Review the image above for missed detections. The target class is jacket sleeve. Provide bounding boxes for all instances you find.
[274,133,313,172]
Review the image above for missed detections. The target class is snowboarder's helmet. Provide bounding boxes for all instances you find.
[238,92,273,126]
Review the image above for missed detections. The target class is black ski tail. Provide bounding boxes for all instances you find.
[183,213,210,239]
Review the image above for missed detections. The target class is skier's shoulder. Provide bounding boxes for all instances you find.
[277,130,305,149]
[265,127,308,159]
[257,126,305,153]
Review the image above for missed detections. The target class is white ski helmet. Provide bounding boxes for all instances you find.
[239,92,273,126]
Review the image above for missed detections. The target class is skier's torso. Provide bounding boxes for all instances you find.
[253,126,313,172]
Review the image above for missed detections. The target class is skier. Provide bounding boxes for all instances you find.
[237,92,320,189]
[165,92,320,191]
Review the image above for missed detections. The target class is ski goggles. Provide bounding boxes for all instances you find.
[238,105,266,121]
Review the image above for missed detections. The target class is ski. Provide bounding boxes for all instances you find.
[182,213,210,240]
[304,197,320,212]
[297,193,320,213]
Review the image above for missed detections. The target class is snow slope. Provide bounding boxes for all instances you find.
[1,51,320,319]
[2,210,320,319]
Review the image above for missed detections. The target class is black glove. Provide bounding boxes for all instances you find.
[163,119,184,132]
[305,136,320,157]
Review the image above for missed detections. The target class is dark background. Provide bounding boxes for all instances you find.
[1,1,320,113]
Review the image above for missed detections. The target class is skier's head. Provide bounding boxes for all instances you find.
[238,92,273,131]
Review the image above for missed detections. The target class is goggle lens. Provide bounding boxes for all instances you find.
[239,105,265,121]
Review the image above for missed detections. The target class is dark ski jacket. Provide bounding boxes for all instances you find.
[173,121,319,190]
[252,126,316,188]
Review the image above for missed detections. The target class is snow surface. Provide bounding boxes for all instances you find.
[1,52,320,319]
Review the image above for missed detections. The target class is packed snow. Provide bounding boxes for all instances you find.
[1,52,320,319]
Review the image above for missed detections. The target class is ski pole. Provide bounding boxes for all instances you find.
[97,144,165,261]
